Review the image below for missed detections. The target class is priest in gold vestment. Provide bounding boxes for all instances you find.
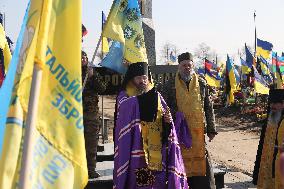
[253,89,284,189]
[160,52,218,189]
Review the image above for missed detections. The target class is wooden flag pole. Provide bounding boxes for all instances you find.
[19,64,43,189]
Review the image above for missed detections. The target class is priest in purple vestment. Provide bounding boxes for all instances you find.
[113,62,190,189]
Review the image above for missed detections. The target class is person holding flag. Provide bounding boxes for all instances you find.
[161,52,217,189]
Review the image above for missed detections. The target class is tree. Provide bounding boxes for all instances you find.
[194,42,217,60]
[194,43,217,68]
[160,42,179,65]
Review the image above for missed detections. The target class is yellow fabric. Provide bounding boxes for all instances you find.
[228,69,237,104]
[275,120,284,189]
[257,119,279,189]
[126,82,162,170]
[141,97,163,171]
[0,24,12,73]
[0,0,88,188]
[242,66,251,75]
[175,73,206,176]
[254,81,269,95]
[275,72,284,89]
[257,47,271,60]
[102,0,147,63]
[102,37,109,53]
[205,74,220,88]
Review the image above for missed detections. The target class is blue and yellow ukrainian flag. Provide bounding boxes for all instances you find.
[102,11,110,54]
[253,66,269,94]
[256,38,273,60]
[0,0,88,188]
[225,55,237,104]
[258,56,270,75]
[204,59,221,88]
[103,0,147,63]
[240,57,251,74]
[258,56,273,84]
[205,71,221,88]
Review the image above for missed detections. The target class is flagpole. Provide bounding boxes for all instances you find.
[204,58,206,75]
[19,64,43,189]
[254,11,257,57]
[101,11,105,143]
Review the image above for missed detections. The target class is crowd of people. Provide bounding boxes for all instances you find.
[81,50,284,188]
[79,25,284,188]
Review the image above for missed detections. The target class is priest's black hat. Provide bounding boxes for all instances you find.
[122,62,148,87]
[178,52,193,63]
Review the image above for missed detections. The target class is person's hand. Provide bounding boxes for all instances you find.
[163,111,171,124]
[163,107,172,124]
[208,133,216,142]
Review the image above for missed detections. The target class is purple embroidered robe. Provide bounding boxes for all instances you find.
[114,91,189,189]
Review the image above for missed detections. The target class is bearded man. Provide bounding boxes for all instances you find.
[160,52,217,189]
[113,62,189,189]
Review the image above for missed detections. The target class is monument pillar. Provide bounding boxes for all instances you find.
[139,0,156,66]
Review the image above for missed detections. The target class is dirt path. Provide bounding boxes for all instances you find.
[207,125,259,175]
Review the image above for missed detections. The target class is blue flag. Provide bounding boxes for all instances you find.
[245,44,254,68]
[100,41,127,74]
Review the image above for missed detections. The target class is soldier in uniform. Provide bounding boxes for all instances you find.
[82,50,106,179]
[160,52,218,189]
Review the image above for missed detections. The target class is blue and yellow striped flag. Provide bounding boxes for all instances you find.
[256,38,273,60]
[102,11,110,54]
[253,66,269,95]
[103,0,147,63]
[225,55,237,104]
[240,57,251,75]
[0,0,88,188]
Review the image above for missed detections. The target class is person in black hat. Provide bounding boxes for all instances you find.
[253,89,284,188]
[113,62,189,189]
[121,62,151,95]
[160,52,217,189]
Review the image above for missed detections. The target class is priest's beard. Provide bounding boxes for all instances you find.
[269,110,283,125]
[179,70,194,83]
[134,82,149,95]
[137,87,147,95]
